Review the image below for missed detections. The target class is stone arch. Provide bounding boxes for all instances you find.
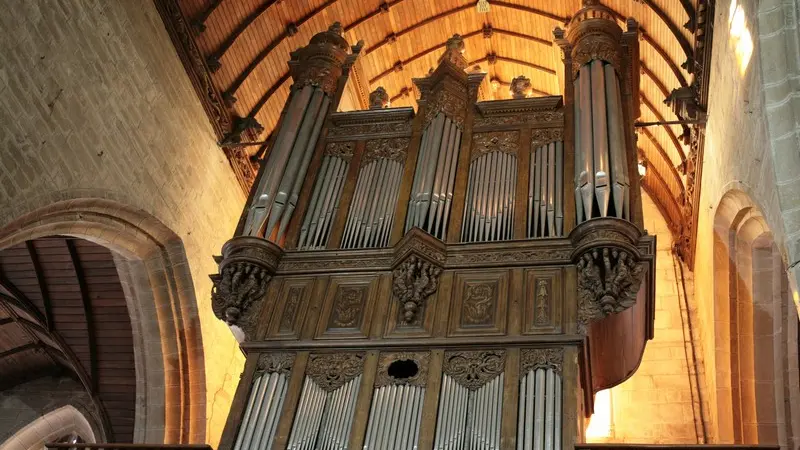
[0,196,207,444]
[756,0,800,310]
[712,188,800,448]
[0,405,98,450]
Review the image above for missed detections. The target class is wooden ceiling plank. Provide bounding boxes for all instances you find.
[640,127,685,199]
[66,239,99,394]
[206,0,281,71]
[25,241,54,332]
[639,0,693,64]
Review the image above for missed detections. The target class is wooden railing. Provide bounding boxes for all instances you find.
[46,444,213,450]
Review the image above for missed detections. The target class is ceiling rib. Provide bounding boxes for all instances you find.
[0,317,12,326]
[66,239,98,393]
[0,342,40,360]
[206,0,281,71]
[638,0,693,64]
[26,241,54,332]
[190,0,224,32]
[640,126,685,198]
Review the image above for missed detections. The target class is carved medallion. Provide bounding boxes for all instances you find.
[256,352,295,376]
[576,247,645,333]
[306,353,364,392]
[444,350,505,390]
[462,283,496,326]
[521,348,563,375]
[329,286,366,328]
[471,131,519,161]
[392,255,442,325]
[363,137,410,164]
[375,352,430,387]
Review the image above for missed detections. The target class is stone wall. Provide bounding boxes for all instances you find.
[0,1,245,446]
[588,193,704,444]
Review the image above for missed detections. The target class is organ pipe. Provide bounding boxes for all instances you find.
[517,368,562,450]
[363,385,425,450]
[297,151,350,250]
[233,371,289,450]
[287,375,361,450]
[573,60,630,224]
[406,113,462,241]
[244,86,332,239]
[433,373,504,449]
[462,151,517,243]
[342,158,404,249]
[528,142,564,238]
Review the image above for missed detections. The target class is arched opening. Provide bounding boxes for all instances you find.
[0,405,97,450]
[0,198,208,444]
[712,189,800,447]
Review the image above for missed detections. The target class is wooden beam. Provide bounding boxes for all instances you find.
[640,127,685,199]
[0,342,40,360]
[190,0,225,33]
[206,0,281,71]
[641,62,691,139]
[66,239,98,393]
[246,73,291,119]
[0,317,12,326]
[26,241,54,331]
[640,94,686,163]
[0,270,47,325]
[640,0,694,65]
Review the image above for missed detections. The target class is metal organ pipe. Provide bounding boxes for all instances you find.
[342,156,404,249]
[433,373,504,449]
[288,375,361,450]
[462,151,518,243]
[573,59,631,224]
[297,153,349,250]
[363,384,425,450]
[517,368,563,450]
[407,113,462,240]
[528,142,564,238]
[233,371,289,450]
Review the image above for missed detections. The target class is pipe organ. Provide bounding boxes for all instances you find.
[213,4,656,450]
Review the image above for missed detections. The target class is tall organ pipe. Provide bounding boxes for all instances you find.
[233,372,289,450]
[462,151,518,243]
[574,60,631,223]
[433,373,504,449]
[342,158,403,249]
[406,113,461,240]
[245,85,315,236]
[517,368,563,450]
[528,142,564,238]
[364,385,425,450]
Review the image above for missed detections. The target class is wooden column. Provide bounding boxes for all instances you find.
[347,351,379,450]
[501,348,521,449]
[513,128,533,239]
[389,107,427,245]
[416,349,444,450]
[561,346,581,450]
[328,140,366,248]
[271,352,310,450]
[561,50,577,235]
[218,352,260,450]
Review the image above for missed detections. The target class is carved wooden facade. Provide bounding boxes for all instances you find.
[212,6,658,450]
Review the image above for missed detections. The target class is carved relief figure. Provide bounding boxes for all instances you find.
[210,262,270,334]
[462,283,496,326]
[392,255,442,325]
[330,286,365,328]
[535,279,550,326]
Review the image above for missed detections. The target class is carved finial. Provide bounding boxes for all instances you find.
[509,75,531,99]
[369,86,390,109]
[438,34,468,70]
[328,21,343,35]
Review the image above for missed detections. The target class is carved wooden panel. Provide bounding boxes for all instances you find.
[315,275,379,339]
[522,268,564,334]
[267,277,314,339]
[448,270,508,336]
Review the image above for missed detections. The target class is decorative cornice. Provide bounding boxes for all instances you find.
[327,107,414,140]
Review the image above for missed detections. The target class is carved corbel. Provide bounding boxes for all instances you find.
[570,218,650,334]
[210,237,283,342]
[391,228,446,325]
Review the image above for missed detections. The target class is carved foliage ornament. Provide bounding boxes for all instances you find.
[327,121,411,138]
[471,131,519,161]
[364,137,410,164]
[210,262,270,334]
[392,255,442,325]
[576,247,645,333]
[289,22,351,95]
[474,111,564,128]
[256,352,295,376]
[444,350,506,390]
[375,352,430,387]
[462,283,496,326]
[530,128,564,151]
[521,348,563,375]
[330,286,366,328]
[571,38,621,77]
[325,141,355,160]
[424,88,467,129]
[307,353,364,392]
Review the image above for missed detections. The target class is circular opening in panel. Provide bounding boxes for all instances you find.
[388,359,419,379]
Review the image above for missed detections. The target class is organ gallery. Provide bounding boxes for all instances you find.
[210,2,658,448]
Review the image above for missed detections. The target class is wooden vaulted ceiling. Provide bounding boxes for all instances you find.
[0,237,135,442]
[163,0,712,256]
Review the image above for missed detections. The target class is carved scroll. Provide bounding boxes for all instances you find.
[444,350,505,390]
[306,353,365,392]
